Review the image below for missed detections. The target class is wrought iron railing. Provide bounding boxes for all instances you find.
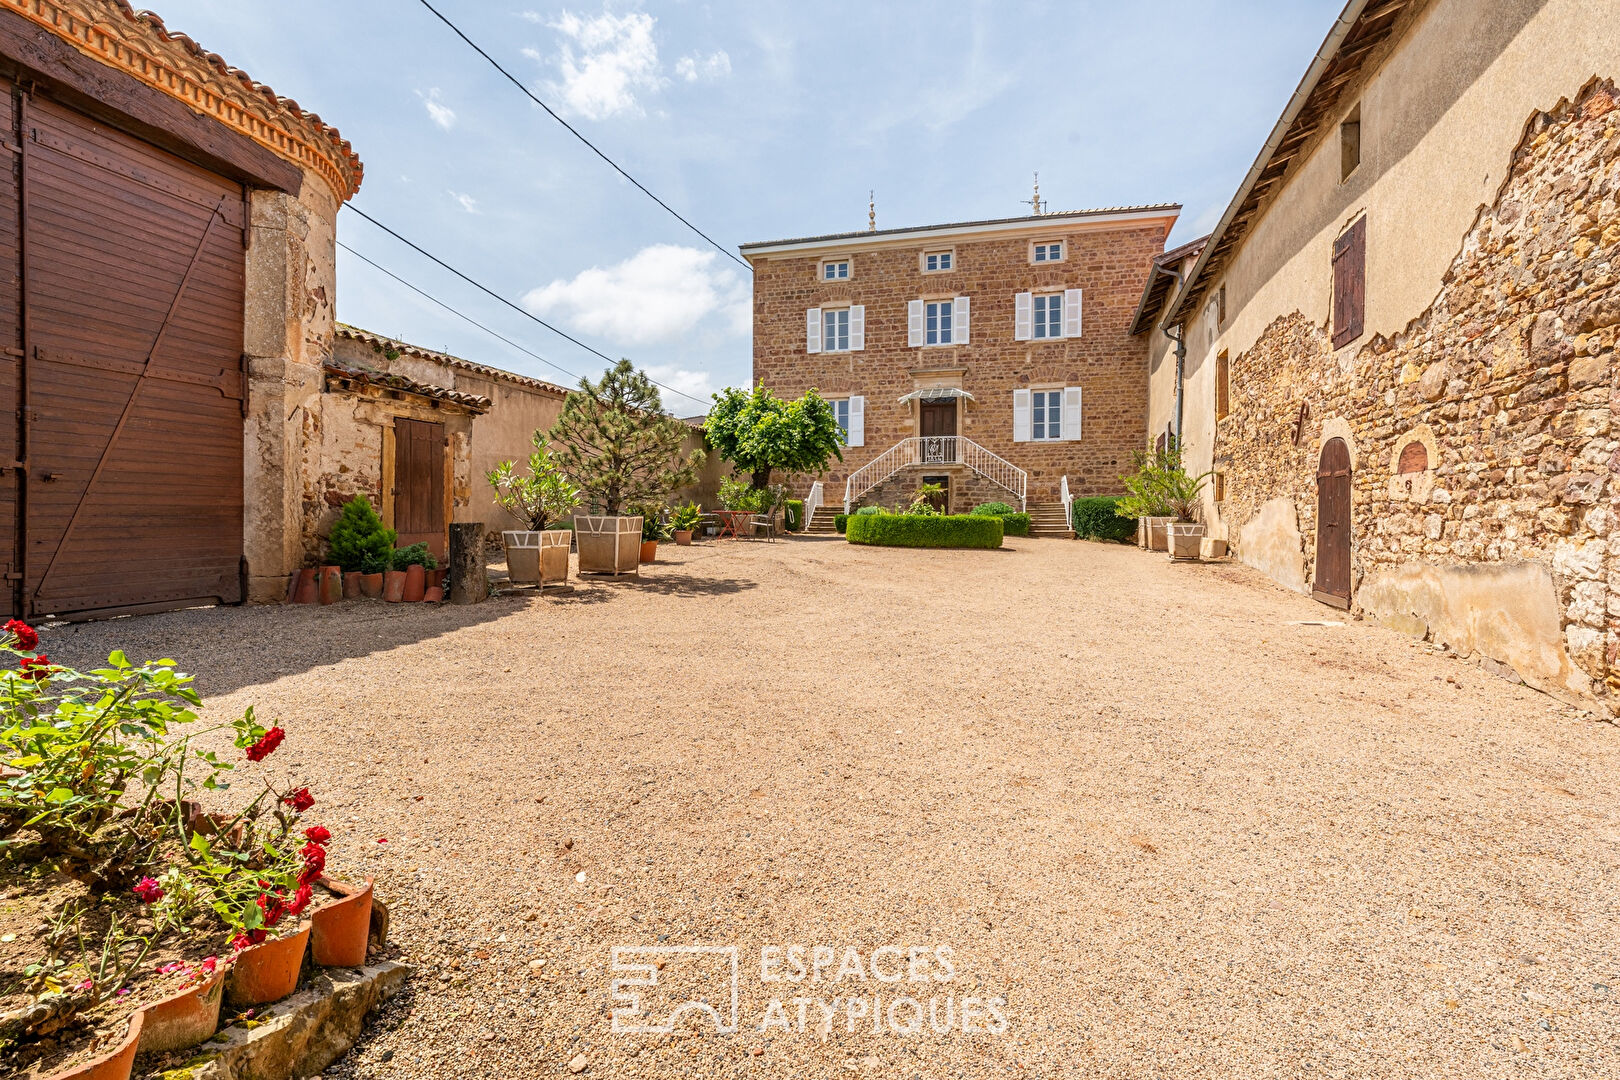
[802,480,823,532]
[844,437,1027,511]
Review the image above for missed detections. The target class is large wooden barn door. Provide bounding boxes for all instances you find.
[0,79,21,615]
[393,418,447,561]
[1313,437,1353,609]
[18,91,247,618]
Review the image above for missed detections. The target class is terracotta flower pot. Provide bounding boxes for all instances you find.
[225,922,310,1007]
[383,570,407,603]
[640,540,658,564]
[291,568,318,605]
[310,877,374,968]
[341,572,362,600]
[402,564,426,602]
[674,530,692,546]
[137,963,226,1055]
[318,565,342,605]
[423,585,443,603]
[41,1008,142,1080]
[358,572,385,599]
[427,568,445,589]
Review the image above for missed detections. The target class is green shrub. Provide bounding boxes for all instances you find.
[546,520,575,531]
[784,499,804,531]
[972,501,1015,517]
[999,512,1030,537]
[846,513,1003,549]
[854,505,884,516]
[834,513,848,534]
[391,542,438,571]
[325,496,396,572]
[1073,496,1137,542]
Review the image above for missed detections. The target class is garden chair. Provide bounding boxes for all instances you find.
[748,511,777,542]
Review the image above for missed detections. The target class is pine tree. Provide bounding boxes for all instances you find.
[325,495,396,572]
[548,360,702,515]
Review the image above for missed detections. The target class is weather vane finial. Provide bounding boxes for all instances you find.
[1022,172,1043,216]
[868,190,876,232]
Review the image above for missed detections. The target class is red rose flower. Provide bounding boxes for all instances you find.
[302,825,331,844]
[5,619,38,652]
[245,726,285,762]
[256,892,287,928]
[133,877,164,904]
[282,787,314,812]
[19,654,52,681]
[230,929,267,951]
[286,882,314,916]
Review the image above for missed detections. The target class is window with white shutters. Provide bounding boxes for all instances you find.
[1031,389,1063,440]
[952,296,970,345]
[806,308,822,354]
[1063,288,1083,338]
[907,300,925,347]
[1012,388,1032,442]
[846,396,865,447]
[1033,294,1063,340]
[1014,293,1033,342]
[1062,386,1083,441]
[924,300,953,345]
[833,398,851,442]
[822,308,850,353]
[848,305,865,351]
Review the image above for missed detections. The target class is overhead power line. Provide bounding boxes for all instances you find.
[415,0,751,273]
[341,204,713,410]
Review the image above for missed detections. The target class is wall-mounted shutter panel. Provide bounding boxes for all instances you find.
[1332,216,1366,349]
[1063,289,1083,338]
[907,300,924,347]
[1014,292,1032,341]
[849,305,865,351]
[847,395,865,447]
[1063,386,1083,441]
[1012,388,1031,443]
[806,308,822,354]
[953,296,970,344]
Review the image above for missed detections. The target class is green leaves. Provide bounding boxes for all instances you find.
[704,386,842,489]
[548,360,700,516]
[488,444,582,531]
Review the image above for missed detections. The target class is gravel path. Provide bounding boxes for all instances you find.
[44,537,1618,1079]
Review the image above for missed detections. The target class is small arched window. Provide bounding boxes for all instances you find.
[1397,441,1429,475]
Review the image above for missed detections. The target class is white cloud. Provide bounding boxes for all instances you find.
[643,363,718,408]
[518,10,542,22]
[545,9,662,120]
[522,244,749,348]
[448,191,480,214]
[417,88,456,131]
[674,50,731,83]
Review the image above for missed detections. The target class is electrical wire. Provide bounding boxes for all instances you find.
[415,0,751,273]
[341,203,713,410]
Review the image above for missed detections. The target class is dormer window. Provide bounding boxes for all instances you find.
[822,259,850,281]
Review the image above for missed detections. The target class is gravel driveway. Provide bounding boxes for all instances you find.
[44,537,1618,1079]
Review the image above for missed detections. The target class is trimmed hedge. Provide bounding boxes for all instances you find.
[999,512,1030,537]
[834,513,848,534]
[1072,496,1136,542]
[784,499,804,531]
[971,501,1015,517]
[846,513,1003,549]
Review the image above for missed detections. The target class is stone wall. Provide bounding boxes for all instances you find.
[858,465,1022,515]
[1219,79,1619,713]
[751,216,1172,504]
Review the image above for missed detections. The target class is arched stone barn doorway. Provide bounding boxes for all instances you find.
[1313,437,1353,608]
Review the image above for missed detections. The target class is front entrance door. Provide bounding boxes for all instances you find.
[920,399,956,463]
[1313,437,1352,608]
[394,418,447,561]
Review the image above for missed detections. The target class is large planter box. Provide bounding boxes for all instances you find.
[1168,522,1206,560]
[575,515,642,576]
[1200,536,1229,560]
[540,529,572,584]
[1144,516,1174,552]
[501,530,542,585]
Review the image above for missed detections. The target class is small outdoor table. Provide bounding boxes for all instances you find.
[711,510,750,539]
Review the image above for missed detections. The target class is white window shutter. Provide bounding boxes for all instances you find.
[806,308,822,354]
[849,305,865,351]
[1012,388,1031,442]
[1063,386,1083,441]
[952,295,970,344]
[1063,289,1083,338]
[847,395,865,447]
[907,300,924,347]
[1014,292,1032,341]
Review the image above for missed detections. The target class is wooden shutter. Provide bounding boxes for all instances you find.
[849,305,865,351]
[1063,288,1083,338]
[953,296,970,344]
[1332,216,1366,349]
[1063,387,1083,441]
[1012,389,1031,442]
[907,300,924,347]
[1215,352,1230,420]
[806,308,822,354]
[1014,292,1032,341]
[847,395,865,447]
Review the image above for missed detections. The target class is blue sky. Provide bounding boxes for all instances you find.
[149,0,1342,414]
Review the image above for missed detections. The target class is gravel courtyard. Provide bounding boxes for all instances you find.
[45,537,1618,1079]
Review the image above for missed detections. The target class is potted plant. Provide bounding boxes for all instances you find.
[357,551,389,599]
[488,441,581,587]
[392,543,437,602]
[670,503,702,545]
[1165,470,1214,561]
[1117,447,1181,552]
[551,360,700,577]
[638,511,672,563]
[325,495,396,601]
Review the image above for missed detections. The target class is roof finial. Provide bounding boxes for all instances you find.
[1022,172,1042,216]
[868,190,876,232]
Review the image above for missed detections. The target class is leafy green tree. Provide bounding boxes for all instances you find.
[549,359,701,515]
[325,496,396,572]
[704,385,843,490]
[487,438,582,530]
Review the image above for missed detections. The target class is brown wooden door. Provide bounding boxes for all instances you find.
[21,92,247,618]
[920,400,957,437]
[1313,437,1352,608]
[0,80,21,614]
[393,418,446,560]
